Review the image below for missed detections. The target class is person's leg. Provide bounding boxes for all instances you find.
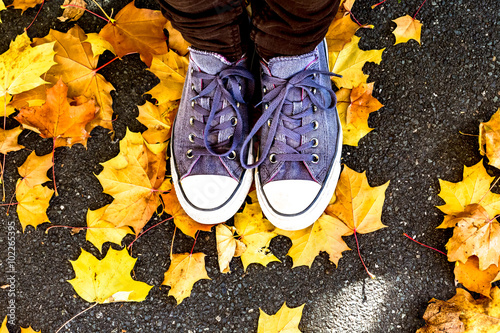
[156,0,249,61]
[250,0,341,60]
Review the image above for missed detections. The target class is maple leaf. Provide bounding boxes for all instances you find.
[33,26,115,132]
[0,1,5,23]
[20,327,40,333]
[479,108,500,169]
[417,287,500,333]
[137,100,177,144]
[437,161,500,222]
[84,33,116,57]
[165,21,190,56]
[8,85,47,113]
[68,248,153,303]
[15,78,97,148]
[0,33,56,99]
[277,214,350,268]
[330,36,385,89]
[326,165,389,235]
[12,0,44,13]
[86,205,135,252]
[392,15,422,45]
[99,1,168,67]
[454,256,500,298]
[162,252,211,304]
[445,204,500,270]
[326,15,363,53]
[0,127,24,154]
[234,192,280,271]
[146,51,189,105]
[96,129,169,234]
[0,317,7,333]
[216,224,246,273]
[58,0,86,22]
[160,189,214,238]
[257,302,305,333]
[17,151,52,188]
[16,179,53,231]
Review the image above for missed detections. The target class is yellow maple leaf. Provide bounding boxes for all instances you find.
[137,100,177,144]
[330,36,385,89]
[161,189,214,238]
[68,248,152,303]
[325,15,360,52]
[12,0,43,13]
[454,256,500,298]
[0,33,56,99]
[479,108,500,169]
[96,129,168,234]
[417,287,500,332]
[277,214,351,268]
[0,317,7,333]
[16,179,53,231]
[33,26,115,132]
[0,1,5,23]
[84,33,116,57]
[8,85,47,114]
[86,205,135,252]
[326,165,389,235]
[20,327,40,333]
[146,51,189,105]
[257,302,305,333]
[445,204,500,270]
[17,151,52,188]
[99,1,168,67]
[165,21,190,56]
[216,224,246,273]
[0,127,24,154]
[392,15,422,45]
[162,252,210,304]
[234,192,280,271]
[437,160,500,221]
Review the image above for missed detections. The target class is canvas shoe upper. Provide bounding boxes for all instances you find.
[241,40,342,230]
[170,47,254,224]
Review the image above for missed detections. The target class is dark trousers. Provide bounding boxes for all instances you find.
[157,0,341,62]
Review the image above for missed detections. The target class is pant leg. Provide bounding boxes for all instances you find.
[250,0,341,60]
[156,0,249,62]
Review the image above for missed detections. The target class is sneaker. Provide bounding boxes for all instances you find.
[170,47,255,224]
[240,40,342,230]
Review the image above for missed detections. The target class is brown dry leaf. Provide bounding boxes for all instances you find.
[446,204,500,270]
[16,179,53,231]
[216,224,246,273]
[277,214,350,268]
[479,108,500,169]
[99,1,168,67]
[12,0,43,13]
[0,127,24,154]
[165,21,190,56]
[162,252,210,304]
[137,100,178,144]
[17,151,52,188]
[326,165,389,235]
[257,302,305,333]
[58,0,87,22]
[454,256,500,297]
[160,188,214,238]
[33,26,115,132]
[392,15,422,45]
[146,51,189,105]
[15,78,96,148]
[417,287,500,333]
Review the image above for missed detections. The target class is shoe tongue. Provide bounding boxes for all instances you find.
[267,51,317,79]
[190,48,232,75]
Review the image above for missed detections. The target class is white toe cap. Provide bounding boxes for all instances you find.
[262,180,321,215]
[181,175,238,209]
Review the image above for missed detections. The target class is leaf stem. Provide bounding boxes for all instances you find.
[25,0,45,32]
[170,226,177,259]
[89,0,115,23]
[413,0,428,19]
[403,233,447,256]
[189,230,200,256]
[52,139,58,196]
[127,216,173,250]
[346,9,363,27]
[55,302,98,333]
[61,4,110,22]
[371,0,388,9]
[353,229,376,279]
[0,202,18,206]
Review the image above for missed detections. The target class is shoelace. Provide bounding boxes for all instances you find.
[188,66,254,158]
[240,69,339,169]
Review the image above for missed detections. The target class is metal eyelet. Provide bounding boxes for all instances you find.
[269,154,277,163]
[263,87,267,93]
[313,73,317,78]
[189,116,195,125]
[190,68,194,74]
[191,83,196,91]
[312,105,317,112]
[310,87,317,94]
[264,103,269,110]
[186,149,194,159]
[267,118,272,127]
[191,100,196,107]
[227,135,233,142]
[188,134,196,143]
[311,154,319,163]
[227,151,236,160]
[311,120,319,130]
[230,117,238,126]
[311,138,318,147]
[236,102,240,108]
[238,83,242,91]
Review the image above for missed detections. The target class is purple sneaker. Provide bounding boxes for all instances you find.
[170,48,254,224]
[241,40,342,230]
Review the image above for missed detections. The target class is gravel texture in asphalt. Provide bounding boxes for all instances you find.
[0,0,499,332]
